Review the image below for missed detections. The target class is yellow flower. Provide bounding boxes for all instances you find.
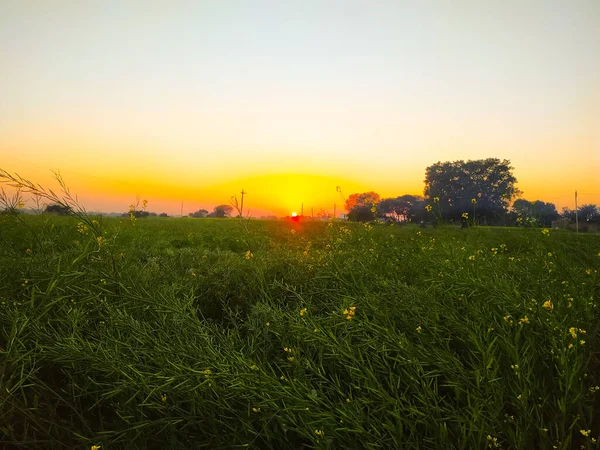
[25,248,32,255]
[471,198,477,204]
[96,236,103,247]
[542,300,553,310]
[315,429,325,437]
[287,356,295,361]
[569,327,578,339]
[313,328,319,333]
[17,201,25,208]
[202,369,212,375]
[585,269,591,275]
[161,393,167,403]
[425,204,432,212]
[300,307,307,316]
[343,306,356,320]
[517,394,522,400]
[370,206,377,213]
[245,250,253,260]
[568,343,573,349]
[266,322,270,327]
[433,197,439,202]
[461,212,469,219]
[518,316,529,325]
[252,407,261,413]
[91,446,101,450]
[580,429,590,437]
[547,252,552,257]
[416,325,422,334]
[580,340,585,345]
[468,255,475,261]
[541,229,550,236]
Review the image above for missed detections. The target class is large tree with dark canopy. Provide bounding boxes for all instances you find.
[424,158,520,222]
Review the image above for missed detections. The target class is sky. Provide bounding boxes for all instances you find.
[1,0,599,217]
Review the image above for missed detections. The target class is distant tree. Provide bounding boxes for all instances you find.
[424,158,520,222]
[347,205,374,222]
[345,192,381,211]
[189,209,208,218]
[579,204,599,223]
[512,199,558,227]
[345,192,380,222]
[561,205,598,224]
[213,205,234,218]
[159,213,169,217]
[45,203,72,215]
[561,207,576,221]
[378,195,425,222]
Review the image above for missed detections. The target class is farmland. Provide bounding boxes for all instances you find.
[0,215,599,449]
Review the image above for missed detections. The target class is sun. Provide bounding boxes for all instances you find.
[291,212,297,217]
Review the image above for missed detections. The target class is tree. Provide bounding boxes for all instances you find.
[159,213,169,217]
[345,192,380,222]
[189,209,208,218]
[213,205,233,218]
[45,203,71,215]
[424,158,520,222]
[378,195,425,222]
[345,192,381,212]
[579,204,599,223]
[512,199,558,227]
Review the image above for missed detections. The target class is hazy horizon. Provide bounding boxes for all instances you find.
[1,1,599,216]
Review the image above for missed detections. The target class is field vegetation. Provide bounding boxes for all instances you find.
[0,213,599,449]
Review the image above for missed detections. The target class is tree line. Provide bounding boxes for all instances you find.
[345,158,598,228]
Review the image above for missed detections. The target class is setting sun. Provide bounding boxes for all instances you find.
[291,212,297,217]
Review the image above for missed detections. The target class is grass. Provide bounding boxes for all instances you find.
[0,214,599,449]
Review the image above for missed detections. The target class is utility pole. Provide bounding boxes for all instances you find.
[240,188,246,218]
[333,203,336,220]
[311,207,314,219]
[575,190,579,233]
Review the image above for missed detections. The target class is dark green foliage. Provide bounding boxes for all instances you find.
[0,217,598,449]
[378,195,426,222]
[424,159,520,222]
[512,199,559,227]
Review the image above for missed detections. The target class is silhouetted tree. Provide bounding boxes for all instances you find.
[579,204,599,223]
[45,203,71,215]
[159,213,169,217]
[345,192,381,211]
[345,192,380,222]
[347,206,374,222]
[424,158,520,222]
[213,205,233,218]
[562,205,599,224]
[189,209,208,218]
[512,199,558,227]
[378,195,425,222]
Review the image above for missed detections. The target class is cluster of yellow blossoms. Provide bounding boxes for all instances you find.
[343,306,357,320]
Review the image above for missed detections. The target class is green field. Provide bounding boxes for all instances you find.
[1,215,599,449]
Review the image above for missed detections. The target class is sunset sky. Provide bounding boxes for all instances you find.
[1,1,598,217]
